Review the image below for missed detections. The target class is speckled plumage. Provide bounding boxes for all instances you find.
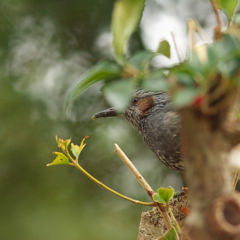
[124,89,184,173]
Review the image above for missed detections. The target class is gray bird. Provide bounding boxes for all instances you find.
[92,89,184,173]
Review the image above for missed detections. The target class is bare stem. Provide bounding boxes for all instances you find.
[187,18,211,58]
[171,32,183,63]
[114,144,153,193]
[187,19,195,58]
[211,0,222,34]
[114,143,173,230]
[169,207,181,233]
[232,172,239,191]
[194,19,211,43]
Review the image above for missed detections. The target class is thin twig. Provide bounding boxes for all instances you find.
[169,208,181,233]
[232,172,239,191]
[187,18,211,59]
[114,144,153,193]
[114,143,173,230]
[194,19,211,43]
[187,19,195,59]
[64,149,155,206]
[171,32,183,63]
[211,0,222,30]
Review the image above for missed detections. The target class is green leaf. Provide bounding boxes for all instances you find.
[71,143,81,158]
[152,193,165,204]
[175,72,195,87]
[233,11,240,25]
[71,136,88,160]
[213,0,238,22]
[112,0,145,64]
[157,40,171,58]
[128,51,156,72]
[172,88,199,108]
[103,79,137,112]
[66,60,122,107]
[159,227,178,240]
[142,69,170,91]
[56,136,71,152]
[158,186,174,204]
[47,152,73,166]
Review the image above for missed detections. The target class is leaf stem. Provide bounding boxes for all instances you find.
[211,0,222,30]
[232,172,239,191]
[64,149,155,206]
[169,207,181,233]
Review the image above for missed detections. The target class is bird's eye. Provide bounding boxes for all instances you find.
[132,98,138,104]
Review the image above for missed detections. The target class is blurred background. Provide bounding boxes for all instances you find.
[0,0,220,239]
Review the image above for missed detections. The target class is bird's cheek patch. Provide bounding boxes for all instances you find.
[138,97,154,117]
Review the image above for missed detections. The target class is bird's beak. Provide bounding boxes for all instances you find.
[92,107,117,119]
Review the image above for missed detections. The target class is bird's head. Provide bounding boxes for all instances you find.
[92,89,170,132]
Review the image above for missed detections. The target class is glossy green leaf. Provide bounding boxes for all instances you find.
[175,72,195,86]
[142,69,170,91]
[103,79,137,112]
[172,88,199,108]
[159,227,178,240]
[181,33,240,84]
[157,40,171,58]
[152,193,165,204]
[158,186,174,204]
[47,152,73,166]
[66,60,122,107]
[233,11,240,25]
[128,51,156,72]
[112,0,145,64]
[212,0,238,22]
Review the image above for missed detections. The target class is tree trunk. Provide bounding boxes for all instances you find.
[179,89,240,240]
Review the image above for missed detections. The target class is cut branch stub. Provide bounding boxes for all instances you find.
[210,194,240,238]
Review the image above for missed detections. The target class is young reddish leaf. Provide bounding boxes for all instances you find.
[47,152,73,167]
[157,39,171,58]
[112,0,145,64]
[180,207,191,216]
[193,95,204,106]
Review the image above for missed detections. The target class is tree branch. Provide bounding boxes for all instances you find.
[114,144,173,230]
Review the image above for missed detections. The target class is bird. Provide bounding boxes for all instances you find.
[92,89,184,173]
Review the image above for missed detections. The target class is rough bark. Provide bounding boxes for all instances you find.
[137,87,240,240]
[179,88,240,240]
[137,195,189,240]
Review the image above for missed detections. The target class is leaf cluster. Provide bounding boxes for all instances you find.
[47,136,88,167]
[66,0,240,113]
